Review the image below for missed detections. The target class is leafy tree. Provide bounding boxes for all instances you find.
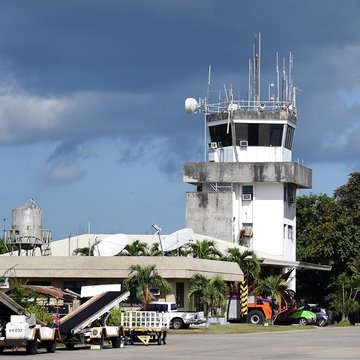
[225,248,260,283]
[255,275,289,324]
[123,264,172,309]
[72,245,95,256]
[9,284,38,308]
[118,240,149,256]
[328,273,360,321]
[149,243,162,256]
[296,172,360,306]
[225,248,260,315]
[188,274,228,327]
[26,304,53,324]
[186,239,222,260]
[0,238,7,254]
[108,307,122,326]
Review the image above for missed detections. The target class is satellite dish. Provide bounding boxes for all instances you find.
[93,234,129,256]
[185,98,199,113]
[228,103,239,112]
[162,228,194,252]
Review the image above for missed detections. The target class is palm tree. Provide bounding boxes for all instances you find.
[118,240,149,256]
[225,248,260,316]
[255,274,289,324]
[188,274,228,327]
[72,245,95,256]
[149,243,162,256]
[123,264,172,309]
[187,239,222,260]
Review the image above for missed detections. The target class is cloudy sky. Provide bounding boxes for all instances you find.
[1,0,359,240]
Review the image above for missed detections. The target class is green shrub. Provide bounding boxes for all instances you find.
[108,307,121,326]
[335,319,352,327]
[26,304,53,325]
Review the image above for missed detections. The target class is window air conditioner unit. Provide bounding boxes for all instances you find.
[288,196,295,203]
[150,288,160,296]
[242,194,252,201]
[209,142,217,149]
[239,140,248,147]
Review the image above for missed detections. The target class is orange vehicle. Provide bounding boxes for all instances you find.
[226,288,297,325]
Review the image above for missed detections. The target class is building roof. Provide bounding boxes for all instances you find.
[23,285,79,300]
[0,256,243,282]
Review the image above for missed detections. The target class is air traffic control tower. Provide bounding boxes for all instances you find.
[183,35,312,264]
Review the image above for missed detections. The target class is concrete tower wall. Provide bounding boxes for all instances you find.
[185,192,234,242]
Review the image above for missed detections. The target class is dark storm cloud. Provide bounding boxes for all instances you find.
[1,0,357,95]
[0,0,359,180]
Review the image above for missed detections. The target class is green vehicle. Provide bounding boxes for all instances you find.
[285,307,316,325]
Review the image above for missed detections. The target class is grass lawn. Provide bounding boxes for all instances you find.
[169,324,317,334]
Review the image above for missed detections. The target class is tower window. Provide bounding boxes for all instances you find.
[285,125,295,149]
[288,225,294,240]
[176,282,185,308]
[242,185,253,195]
[209,124,232,147]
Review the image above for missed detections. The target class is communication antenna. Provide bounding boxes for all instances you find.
[161,228,194,252]
[207,65,212,101]
[288,52,294,104]
[248,59,252,108]
[93,234,129,256]
[276,51,280,102]
[253,33,261,103]
[223,84,229,102]
[152,223,164,255]
[281,57,286,102]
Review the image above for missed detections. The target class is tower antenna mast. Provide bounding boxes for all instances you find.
[254,33,261,104]
[276,51,280,102]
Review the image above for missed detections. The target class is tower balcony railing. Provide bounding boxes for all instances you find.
[204,99,294,114]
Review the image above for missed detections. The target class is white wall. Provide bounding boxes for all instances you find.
[209,147,292,163]
[252,183,284,256]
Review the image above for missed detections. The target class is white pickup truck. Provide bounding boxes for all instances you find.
[146,302,206,329]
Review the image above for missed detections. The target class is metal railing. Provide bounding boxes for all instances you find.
[121,311,170,329]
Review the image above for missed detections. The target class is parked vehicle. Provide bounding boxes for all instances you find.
[285,307,316,325]
[0,314,60,355]
[0,292,60,355]
[307,306,331,326]
[59,290,130,349]
[121,310,169,345]
[227,288,297,325]
[145,302,206,329]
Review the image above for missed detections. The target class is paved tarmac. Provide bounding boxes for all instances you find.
[1,326,359,359]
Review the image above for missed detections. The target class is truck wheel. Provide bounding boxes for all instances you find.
[162,332,167,345]
[0,347,4,353]
[247,310,265,325]
[26,340,38,355]
[98,333,105,348]
[299,317,308,326]
[157,335,162,345]
[171,318,184,329]
[111,337,121,348]
[45,340,57,353]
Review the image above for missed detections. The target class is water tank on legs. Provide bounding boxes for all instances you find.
[3,199,52,256]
